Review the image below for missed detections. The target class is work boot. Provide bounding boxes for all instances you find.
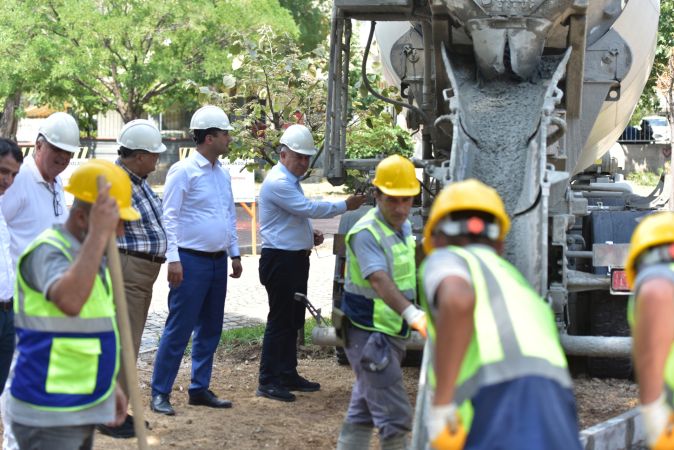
[380,433,408,450]
[336,421,373,450]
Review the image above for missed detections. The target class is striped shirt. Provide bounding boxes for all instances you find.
[115,159,167,257]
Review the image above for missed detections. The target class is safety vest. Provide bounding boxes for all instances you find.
[627,263,674,409]
[419,245,571,430]
[343,208,416,338]
[12,228,119,411]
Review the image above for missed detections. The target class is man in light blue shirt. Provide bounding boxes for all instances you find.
[257,124,365,402]
[151,105,242,416]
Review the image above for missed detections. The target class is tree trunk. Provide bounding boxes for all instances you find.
[0,91,21,139]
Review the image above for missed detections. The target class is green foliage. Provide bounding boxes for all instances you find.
[279,0,331,52]
[220,324,267,349]
[199,26,329,168]
[0,0,299,123]
[346,115,413,160]
[627,169,664,187]
[636,1,674,117]
[219,321,326,349]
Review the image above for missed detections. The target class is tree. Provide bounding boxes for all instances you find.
[279,0,331,52]
[200,27,412,189]
[0,0,299,127]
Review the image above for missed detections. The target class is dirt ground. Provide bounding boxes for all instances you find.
[93,343,639,449]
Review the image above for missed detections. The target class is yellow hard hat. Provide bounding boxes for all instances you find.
[372,155,420,197]
[625,212,674,288]
[423,179,511,254]
[64,159,140,221]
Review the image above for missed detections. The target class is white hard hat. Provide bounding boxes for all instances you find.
[38,112,80,153]
[190,105,234,131]
[117,119,166,153]
[280,124,317,156]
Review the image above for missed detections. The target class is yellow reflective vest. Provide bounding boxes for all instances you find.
[419,246,571,430]
[12,228,119,411]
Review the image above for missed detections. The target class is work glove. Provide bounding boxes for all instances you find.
[428,403,467,450]
[401,305,427,338]
[641,393,674,449]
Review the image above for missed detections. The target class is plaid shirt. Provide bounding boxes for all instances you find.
[116,159,168,257]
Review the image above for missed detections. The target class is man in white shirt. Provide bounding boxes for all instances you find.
[0,139,23,395]
[1,112,80,264]
[150,105,242,416]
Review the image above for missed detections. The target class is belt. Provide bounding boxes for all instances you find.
[263,248,311,257]
[179,247,227,259]
[119,248,166,264]
[0,299,13,312]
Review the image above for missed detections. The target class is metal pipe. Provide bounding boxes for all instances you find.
[567,250,592,259]
[571,183,633,194]
[560,334,632,358]
[311,326,426,350]
[567,269,609,292]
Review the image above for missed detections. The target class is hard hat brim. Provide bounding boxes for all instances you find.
[377,185,420,197]
[43,136,79,153]
[289,148,317,156]
[120,206,141,221]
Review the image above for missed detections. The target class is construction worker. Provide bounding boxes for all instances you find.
[2,112,80,265]
[336,155,426,450]
[419,179,581,450]
[6,160,135,449]
[97,120,167,438]
[625,212,674,449]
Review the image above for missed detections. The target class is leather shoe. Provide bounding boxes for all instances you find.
[281,374,321,392]
[150,393,175,416]
[256,384,296,402]
[96,414,149,439]
[188,389,232,408]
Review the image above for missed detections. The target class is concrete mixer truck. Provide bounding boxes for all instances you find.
[313,0,664,378]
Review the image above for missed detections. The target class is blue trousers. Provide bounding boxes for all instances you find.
[151,250,228,396]
[466,376,582,450]
[0,308,15,395]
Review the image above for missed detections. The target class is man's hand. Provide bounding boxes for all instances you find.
[642,394,674,449]
[428,403,467,450]
[90,181,120,240]
[230,258,243,278]
[313,229,324,246]
[401,304,427,339]
[167,261,183,287]
[345,194,366,211]
[106,385,128,427]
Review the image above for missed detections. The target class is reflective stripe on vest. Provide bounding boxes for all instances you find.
[420,246,571,429]
[628,265,674,409]
[12,228,119,412]
[344,208,416,337]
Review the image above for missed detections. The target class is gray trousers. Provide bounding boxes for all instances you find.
[12,422,94,450]
[343,327,412,439]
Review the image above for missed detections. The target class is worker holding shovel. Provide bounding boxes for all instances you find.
[5,160,137,449]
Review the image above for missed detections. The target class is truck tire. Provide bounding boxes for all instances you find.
[586,292,632,379]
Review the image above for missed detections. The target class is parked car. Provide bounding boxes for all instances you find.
[640,115,671,143]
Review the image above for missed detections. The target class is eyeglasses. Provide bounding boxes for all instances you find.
[45,184,63,217]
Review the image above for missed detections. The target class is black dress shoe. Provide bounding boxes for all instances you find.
[188,389,232,408]
[281,374,321,392]
[256,384,296,402]
[96,414,150,439]
[150,393,175,416]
